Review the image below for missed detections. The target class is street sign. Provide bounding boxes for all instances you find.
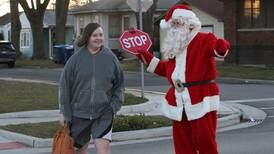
[126,0,153,12]
[119,29,152,55]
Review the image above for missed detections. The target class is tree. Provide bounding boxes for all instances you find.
[55,0,70,45]
[10,0,21,56]
[18,0,50,59]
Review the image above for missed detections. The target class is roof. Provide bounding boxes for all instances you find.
[0,13,11,26]
[69,0,181,14]
[70,0,223,21]
[0,10,75,27]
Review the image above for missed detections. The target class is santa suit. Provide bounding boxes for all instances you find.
[137,4,230,154]
[139,32,229,154]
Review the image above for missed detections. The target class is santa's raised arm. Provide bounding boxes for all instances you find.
[135,3,230,154]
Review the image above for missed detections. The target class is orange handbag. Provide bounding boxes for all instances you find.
[52,125,75,154]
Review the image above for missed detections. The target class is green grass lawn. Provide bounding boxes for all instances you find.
[0,115,172,138]
[0,80,148,113]
[217,62,274,80]
[0,81,58,113]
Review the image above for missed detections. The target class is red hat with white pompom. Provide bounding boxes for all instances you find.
[160,4,198,29]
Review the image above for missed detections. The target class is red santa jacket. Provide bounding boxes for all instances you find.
[142,32,230,121]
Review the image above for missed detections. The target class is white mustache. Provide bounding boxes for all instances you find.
[162,26,190,58]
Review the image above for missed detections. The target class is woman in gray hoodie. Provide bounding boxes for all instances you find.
[59,22,124,154]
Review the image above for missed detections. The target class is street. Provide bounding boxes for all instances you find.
[1,68,274,154]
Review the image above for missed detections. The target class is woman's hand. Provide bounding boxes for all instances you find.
[59,113,65,126]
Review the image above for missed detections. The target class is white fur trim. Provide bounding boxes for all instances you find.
[184,94,219,120]
[171,48,187,84]
[162,92,220,121]
[214,49,229,58]
[183,88,219,120]
[172,9,196,19]
[171,31,198,85]
[147,57,160,73]
[161,99,183,121]
[160,19,169,29]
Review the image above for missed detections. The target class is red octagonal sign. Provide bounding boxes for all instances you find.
[119,29,152,55]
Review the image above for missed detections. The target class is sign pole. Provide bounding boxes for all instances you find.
[126,0,153,98]
[138,0,145,98]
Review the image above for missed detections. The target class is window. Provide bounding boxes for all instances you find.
[20,31,30,48]
[90,15,100,23]
[239,0,274,28]
[79,17,85,35]
[8,30,10,41]
[201,25,214,33]
[79,17,85,28]
[109,15,121,38]
[122,15,130,31]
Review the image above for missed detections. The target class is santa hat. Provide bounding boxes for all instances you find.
[160,4,198,29]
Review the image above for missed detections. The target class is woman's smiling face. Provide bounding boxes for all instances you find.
[88,27,104,51]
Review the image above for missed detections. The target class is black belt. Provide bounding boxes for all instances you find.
[173,79,215,92]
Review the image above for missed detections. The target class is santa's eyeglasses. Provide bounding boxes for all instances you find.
[170,19,185,28]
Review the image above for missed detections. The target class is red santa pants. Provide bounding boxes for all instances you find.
[172,111,218,154]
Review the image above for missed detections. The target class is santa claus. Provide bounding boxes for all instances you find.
[136,4,230,154]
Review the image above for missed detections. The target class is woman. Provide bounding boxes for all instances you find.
[59,23,124,154]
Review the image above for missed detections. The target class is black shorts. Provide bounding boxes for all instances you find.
[70,112,113,149]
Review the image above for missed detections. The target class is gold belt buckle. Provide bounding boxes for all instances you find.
[174,80,185,92]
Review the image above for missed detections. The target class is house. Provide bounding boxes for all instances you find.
[70,0,225,57]
[0,13,11,41]
[222,0,274,66]
[0,10,75,59]
[19,10,75,58]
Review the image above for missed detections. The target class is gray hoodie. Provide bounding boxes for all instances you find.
[59,47,124,122]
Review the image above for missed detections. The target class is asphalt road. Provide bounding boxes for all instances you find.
[1,67,274,154]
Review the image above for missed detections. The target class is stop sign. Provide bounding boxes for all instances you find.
[119,29,152,55]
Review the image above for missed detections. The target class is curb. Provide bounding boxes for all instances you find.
[0,77,263,148]
[0,111,241,148]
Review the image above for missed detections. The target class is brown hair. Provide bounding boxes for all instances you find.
[77,23,101,47]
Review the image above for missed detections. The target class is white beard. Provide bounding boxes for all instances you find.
[162,26,191,59]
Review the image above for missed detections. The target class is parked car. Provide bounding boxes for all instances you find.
[0,41,16,68]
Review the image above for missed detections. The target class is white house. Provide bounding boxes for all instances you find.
[0,10,75,59]
[0,13,11,41]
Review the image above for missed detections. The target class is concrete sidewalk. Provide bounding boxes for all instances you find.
[0,89,247,151]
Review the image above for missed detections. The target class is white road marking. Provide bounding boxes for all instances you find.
[260,107,274,110]
[222,98,274,103]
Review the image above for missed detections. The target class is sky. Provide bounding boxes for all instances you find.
[0,0,9,17]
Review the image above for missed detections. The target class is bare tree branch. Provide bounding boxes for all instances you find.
[18,0,32,16]
[31,0,35,9]
[41,0,50,10]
